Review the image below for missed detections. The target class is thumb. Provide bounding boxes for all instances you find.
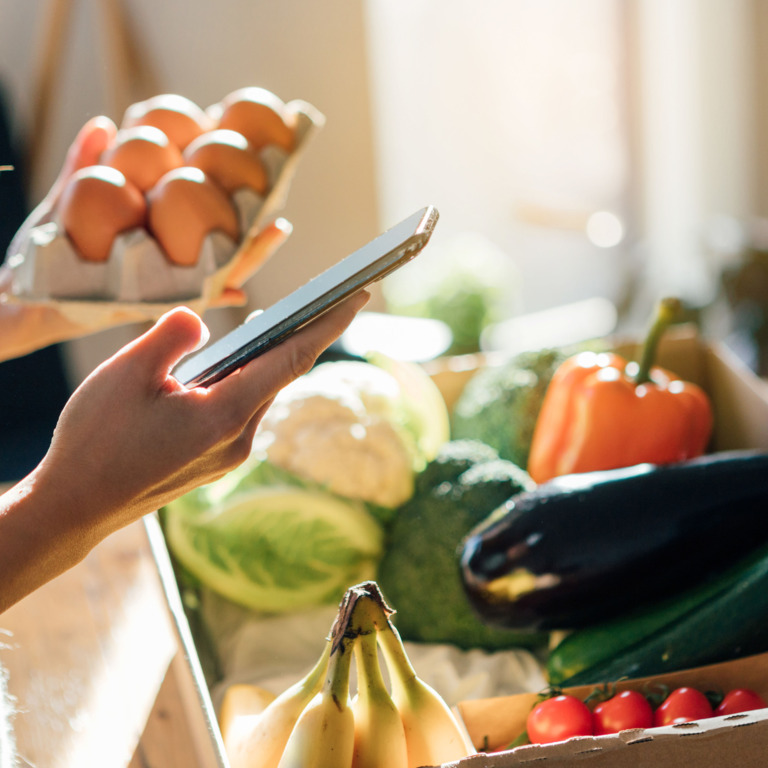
[125,307,210,381]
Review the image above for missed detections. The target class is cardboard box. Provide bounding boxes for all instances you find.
[458,652,768,764]
[147,328,768,767]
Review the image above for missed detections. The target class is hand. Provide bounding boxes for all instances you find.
[6,115,118,259]
[209,216,293,307]
[0,289,369,610]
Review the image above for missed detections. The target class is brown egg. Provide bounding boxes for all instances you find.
[215,87,296,152]
[183,129,268,196]
[147,167,240,266]
[57,166,147,262]
[122,94,214,150]
[100,125,184,192]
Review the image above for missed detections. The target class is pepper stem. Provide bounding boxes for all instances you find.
[634,297,682,385]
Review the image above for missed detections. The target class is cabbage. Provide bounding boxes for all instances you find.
[162,460,384,613]
[364,352,450,464]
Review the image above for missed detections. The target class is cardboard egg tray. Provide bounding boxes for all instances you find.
[5,95,324,328]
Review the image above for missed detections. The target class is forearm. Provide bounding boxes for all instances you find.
[0,467,97,612]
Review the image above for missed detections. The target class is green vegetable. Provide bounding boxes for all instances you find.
[382,232,520,355]
[162,458,384,613]
[414,439,501,493]
[451,348,567,469]
[365,351,450,465]
[548,540,768,686]
[376,440,544,650]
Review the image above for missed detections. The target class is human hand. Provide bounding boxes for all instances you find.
[6,115,118,260]
[0,290,368,610]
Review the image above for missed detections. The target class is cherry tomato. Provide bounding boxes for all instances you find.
[527,694,594,744]
[714,688,767,716]
[593,690,654,735]
[653,687,713,727]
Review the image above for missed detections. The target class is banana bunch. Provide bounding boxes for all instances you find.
[221,581,477,768]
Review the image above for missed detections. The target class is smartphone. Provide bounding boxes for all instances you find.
[174,205,439,387]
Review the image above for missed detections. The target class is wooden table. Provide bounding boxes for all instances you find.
[0,518,211,768]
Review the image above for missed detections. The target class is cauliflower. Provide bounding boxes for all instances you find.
[255,361,421,508]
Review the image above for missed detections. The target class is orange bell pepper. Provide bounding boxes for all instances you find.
[527,298,713,484]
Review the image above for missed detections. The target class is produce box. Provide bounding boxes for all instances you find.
[145,328,768,767]
[457,651,768,765]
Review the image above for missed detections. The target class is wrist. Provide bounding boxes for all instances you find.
[0,467,100,611]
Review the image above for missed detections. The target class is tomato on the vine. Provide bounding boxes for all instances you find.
[653,687,713,727]
[592,690,654,735]
[714,688,767,716]
[527,694,593,744]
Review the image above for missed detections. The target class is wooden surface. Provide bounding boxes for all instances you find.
[0,518,198,768]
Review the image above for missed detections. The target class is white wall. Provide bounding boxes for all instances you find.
[0,0,381,383]
[631,0,757,318]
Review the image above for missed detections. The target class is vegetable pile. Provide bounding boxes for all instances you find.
[163,293,768,737]
[163,355,451,613]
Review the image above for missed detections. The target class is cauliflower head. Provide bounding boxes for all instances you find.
[255,361,419,508]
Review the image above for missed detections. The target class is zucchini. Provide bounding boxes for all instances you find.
[548,541,768,686]
[460,451,768,632]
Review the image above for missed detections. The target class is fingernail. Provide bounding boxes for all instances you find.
[273,217,293,235]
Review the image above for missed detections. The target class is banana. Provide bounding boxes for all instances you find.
[221,581,475,768]
[222,640,331,768]
[378,618,476,768]
[276,631,356,768]
[351,619,408,768]
[219,683,276,744]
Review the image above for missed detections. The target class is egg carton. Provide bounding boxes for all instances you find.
[5,98,324,327]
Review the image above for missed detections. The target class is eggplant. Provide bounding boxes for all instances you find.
[459,450,768,632]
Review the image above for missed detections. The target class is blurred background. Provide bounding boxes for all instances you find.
[1,0,768,475]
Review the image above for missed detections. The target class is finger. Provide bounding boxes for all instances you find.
[8,117,119,259]
[119,307,210,383]
[207,287,247,308]
[57,116,118,185]
[238,396,276,444]
[0,264,12,294]
[224,217,292,289]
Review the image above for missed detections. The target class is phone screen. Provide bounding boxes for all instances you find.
[174,205,439,387]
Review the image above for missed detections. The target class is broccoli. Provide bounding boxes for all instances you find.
[450,348,567,469]
[377,440,546,651]
[413,438,500,494]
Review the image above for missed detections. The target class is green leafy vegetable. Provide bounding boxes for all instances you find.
[163,461,384,613]
[376,440,545,651]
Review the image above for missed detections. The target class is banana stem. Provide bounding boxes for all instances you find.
[376,619,418,700]
[300,639,332,694]
[634,296,682,385]
[325,637,353,708]
[327,582,397,703]
[355,627,387,696]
